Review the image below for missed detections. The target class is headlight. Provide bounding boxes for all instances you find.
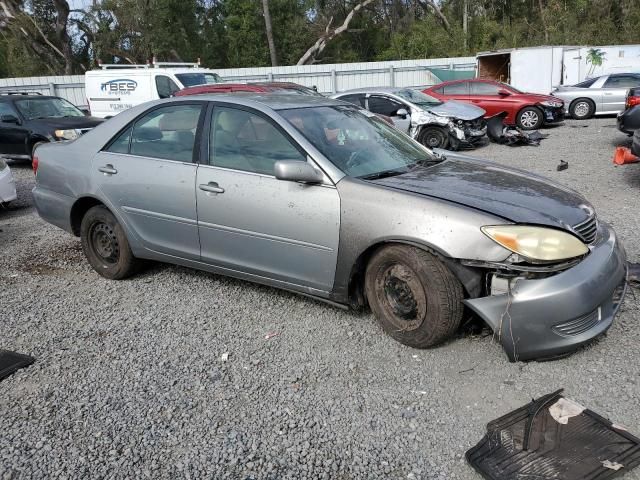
[54,129,80,140]
[539,100,563,108]
[481,225,588,262]
[0,158,6,171]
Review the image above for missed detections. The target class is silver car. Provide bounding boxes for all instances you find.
[552,73,640,119]
[33,95,626,361]
[332,87,487,150]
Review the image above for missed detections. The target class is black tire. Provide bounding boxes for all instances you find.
[418,126,449,149]
[516,106,544,130]
[80,205,139,280]
[569,98,595,120]
[364,245,464,348]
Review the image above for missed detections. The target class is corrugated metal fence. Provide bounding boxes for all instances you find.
[0,56,476,106]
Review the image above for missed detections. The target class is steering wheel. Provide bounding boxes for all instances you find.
[346,148,373,170]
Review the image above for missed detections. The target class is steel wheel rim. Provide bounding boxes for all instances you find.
[378,263,426,331]
[520,111,539,128]
[425,132,443,147]
[574,101,590,118]
[89,222,119,265]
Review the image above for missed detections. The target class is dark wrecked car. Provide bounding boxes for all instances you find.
[32,94,626,361]
[332,87,487,150]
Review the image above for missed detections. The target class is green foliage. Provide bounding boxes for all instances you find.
[1,0,640,75]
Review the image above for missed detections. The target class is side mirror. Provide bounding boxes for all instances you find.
[274,160,324,184]
[0,114,20,124]
[396,108,409,119]
[497,89,511,96]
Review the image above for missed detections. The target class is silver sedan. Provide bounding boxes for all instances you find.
[552,73,640,119]
[32,94,626,361]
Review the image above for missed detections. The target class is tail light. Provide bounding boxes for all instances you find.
[32,153,39,174]
[626,94,640,109]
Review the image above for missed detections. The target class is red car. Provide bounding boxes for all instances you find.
[423,79,565,130]
[175,82,323,97]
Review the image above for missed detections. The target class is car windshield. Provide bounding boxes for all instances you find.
[15,98,84,120]
[280,105,440,179]
[395,89,442,106]
[176,72,222,87]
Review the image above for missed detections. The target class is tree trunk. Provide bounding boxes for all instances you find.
[52,0,73,74]
[262,0,278,67]
[462,0,468,51]
[297,0,374,65]
[537,0,549,43]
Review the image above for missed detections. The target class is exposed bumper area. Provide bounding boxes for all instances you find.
[542,106,565,124]
[32,186,75,234]
[617,106,640,135]
[464,223,627,362]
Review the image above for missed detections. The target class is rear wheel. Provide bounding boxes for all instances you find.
[80,205,140,279]
[569,98,595,120]
[364,245,464,348]
[418,126,449,149]
[516,107,544,130]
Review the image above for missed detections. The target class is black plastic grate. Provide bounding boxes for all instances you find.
[573,215,598,244]
[466,390,640,480]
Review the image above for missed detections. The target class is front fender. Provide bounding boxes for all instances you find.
[330,177,512,302]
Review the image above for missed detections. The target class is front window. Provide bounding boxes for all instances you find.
[15,98,84,120]
[394,89,442,107]
[280,105,438,178]
[176,73,222,87]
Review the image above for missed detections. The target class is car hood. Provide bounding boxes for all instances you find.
[367,152,592,229]
[31,116,104,129]
[425,100,485,120]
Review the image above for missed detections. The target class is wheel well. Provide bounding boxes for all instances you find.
[569,97,595,111]
[346,241,483,308]
[70,197,104,236]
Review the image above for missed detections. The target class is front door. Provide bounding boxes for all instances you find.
[196,105,340,292]
[93,102,204,259]
[367,95,411,133]
[601,74,640,113]
[0,102,28,157]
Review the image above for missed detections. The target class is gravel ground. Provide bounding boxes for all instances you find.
[1,117,639,480]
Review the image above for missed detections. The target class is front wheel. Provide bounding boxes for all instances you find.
[80,205,140,279]
[364,245,464,348]
[516,107,544,130]
[569,98,595,120]
[418,126,449,149]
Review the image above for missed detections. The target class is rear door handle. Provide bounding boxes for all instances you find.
[199,182,225,194]
[98,164,117,175]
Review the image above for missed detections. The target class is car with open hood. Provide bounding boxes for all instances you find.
[332,87,487,150]
[32,94,626,362]
[0,93,103,162]
[424,79,565,130]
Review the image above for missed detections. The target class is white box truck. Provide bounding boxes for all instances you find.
[85,60,222,118]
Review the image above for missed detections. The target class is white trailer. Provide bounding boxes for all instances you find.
[477,45,640,94]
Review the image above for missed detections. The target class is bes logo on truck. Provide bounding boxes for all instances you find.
[100,79,137,95]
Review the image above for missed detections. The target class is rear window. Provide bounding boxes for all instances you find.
[176,73,222,87]
[574,78,597,88]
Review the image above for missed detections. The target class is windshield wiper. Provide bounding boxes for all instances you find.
[359,168,408,180]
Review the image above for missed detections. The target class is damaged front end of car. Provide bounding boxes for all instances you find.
[458,221,627,362]
[409,109,487,151]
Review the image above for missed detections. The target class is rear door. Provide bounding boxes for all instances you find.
[0,101,28,157]
[366,95,411,133]
[92,102,205,259]
[601,74,640,113]
[195,104,340,291]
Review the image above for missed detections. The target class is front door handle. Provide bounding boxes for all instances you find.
[98,164,117,175]
[199,182,225,194]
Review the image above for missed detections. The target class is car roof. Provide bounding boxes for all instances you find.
[336,86,412,95]
[174,92,343,110]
